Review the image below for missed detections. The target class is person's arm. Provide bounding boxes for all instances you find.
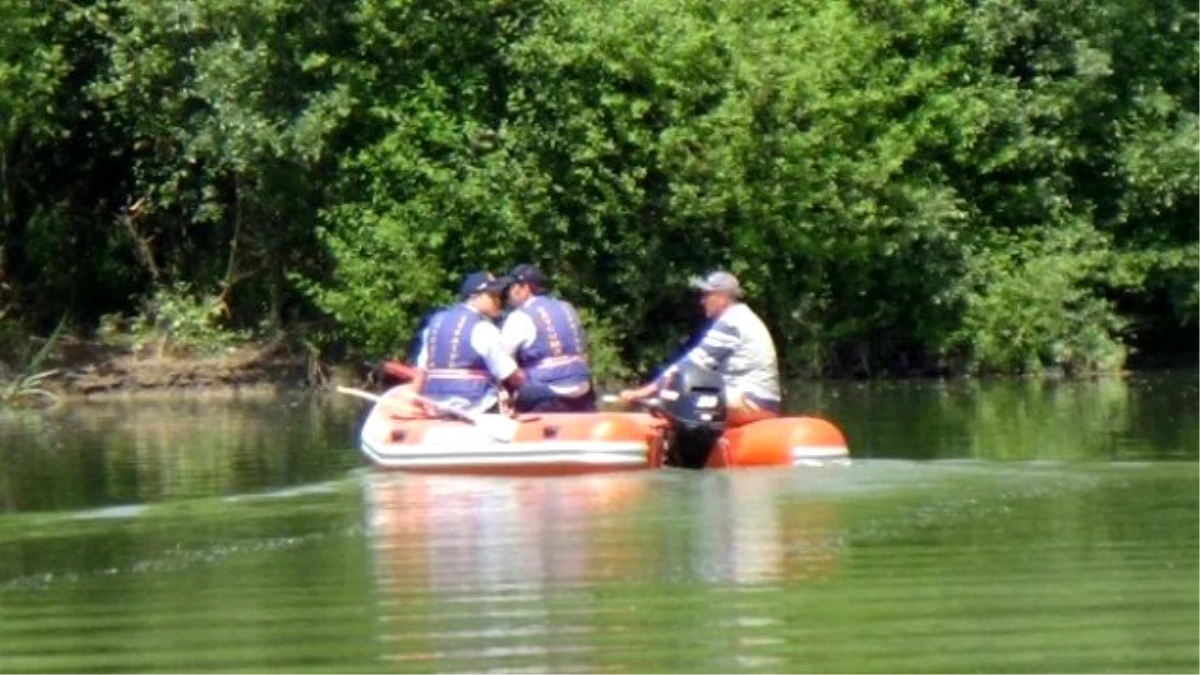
[618,359,684,402]
[691,317,734,365]
[414,332,428,368]
[499,310,536,357]
[474,322,526,390]
[676,318,739,371]
[618,379,663,402]
[410,325,433,389]
[618,320,739,401]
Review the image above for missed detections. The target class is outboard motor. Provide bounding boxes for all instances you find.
[657,362,727,469]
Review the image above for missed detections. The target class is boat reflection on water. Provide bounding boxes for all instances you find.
[363,472,650,591]
[361,469,844,671]
[691,471,842,586]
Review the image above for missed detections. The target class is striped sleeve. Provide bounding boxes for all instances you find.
[653,319,740,384]
[685,319,739,369]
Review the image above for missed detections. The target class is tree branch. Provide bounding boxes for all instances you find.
[118,196,160,282]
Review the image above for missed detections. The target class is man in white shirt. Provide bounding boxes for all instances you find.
[416,271,525,414]
[500,264,596,412]
[619,270,781,426]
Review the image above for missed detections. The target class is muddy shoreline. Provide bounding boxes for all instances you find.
[4,338,362,401]
[5,335,1191,403]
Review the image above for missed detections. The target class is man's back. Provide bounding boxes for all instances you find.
[687,302,780,403]
[417,303,519,413]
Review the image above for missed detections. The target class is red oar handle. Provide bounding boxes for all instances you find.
[381,360,420,383]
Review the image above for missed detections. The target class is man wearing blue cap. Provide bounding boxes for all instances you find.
[415,271,526,414]
[619,270,781,426]
[500,263,596,413]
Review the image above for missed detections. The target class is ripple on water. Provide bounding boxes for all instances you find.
[0,379,1195,674]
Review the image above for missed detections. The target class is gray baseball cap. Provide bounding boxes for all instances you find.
[688,271,742,297]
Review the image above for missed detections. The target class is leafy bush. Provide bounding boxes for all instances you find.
[946,226,1127,374]
[117,283,249,357]
[576,306,632,391]
[1,0,1195,378]
[0,316,65,408]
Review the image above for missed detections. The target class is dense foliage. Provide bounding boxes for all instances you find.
[1,0,1195,381]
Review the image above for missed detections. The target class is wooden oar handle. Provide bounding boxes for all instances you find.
[336,386,382,403]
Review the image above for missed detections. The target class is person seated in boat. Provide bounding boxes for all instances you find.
[500,263,597,413]
[618,270,780,426]
[414,271,526,415]
[369,311,435,388]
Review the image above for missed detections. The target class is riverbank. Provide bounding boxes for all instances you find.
[3,333,1193,404]
[1,336,363,401]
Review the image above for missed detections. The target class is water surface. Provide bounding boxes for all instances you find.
[0,372,1195,673]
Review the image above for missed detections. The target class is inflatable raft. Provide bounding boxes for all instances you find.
[344,362,850,476]
[354,385,667,475]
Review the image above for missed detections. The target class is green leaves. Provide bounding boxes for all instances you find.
[947,225,1128,374]
[0,0,1194,376]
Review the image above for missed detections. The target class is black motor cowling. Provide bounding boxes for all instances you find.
[657,362,726,469]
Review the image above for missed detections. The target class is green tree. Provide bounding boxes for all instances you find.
[85,0,354,330]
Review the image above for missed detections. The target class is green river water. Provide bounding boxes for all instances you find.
[0,371,1196,673]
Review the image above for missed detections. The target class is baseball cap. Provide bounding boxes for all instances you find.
[688,270,743,297]
[458,271,509,299]
[508,263,549,288]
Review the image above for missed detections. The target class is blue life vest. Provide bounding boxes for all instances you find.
[418,304,496,406]
[513,295,591,387]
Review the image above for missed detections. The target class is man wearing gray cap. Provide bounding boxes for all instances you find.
[618,270,781,426]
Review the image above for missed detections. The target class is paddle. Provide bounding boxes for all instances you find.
[335,386,519,443]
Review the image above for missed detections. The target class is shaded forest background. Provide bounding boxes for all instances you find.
[1,0,1196,384]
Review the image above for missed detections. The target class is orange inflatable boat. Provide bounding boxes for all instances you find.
[345,362,851,476]
[353,384,667,476]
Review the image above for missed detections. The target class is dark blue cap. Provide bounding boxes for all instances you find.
[508,263,549,288]
[458,271,509,300]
